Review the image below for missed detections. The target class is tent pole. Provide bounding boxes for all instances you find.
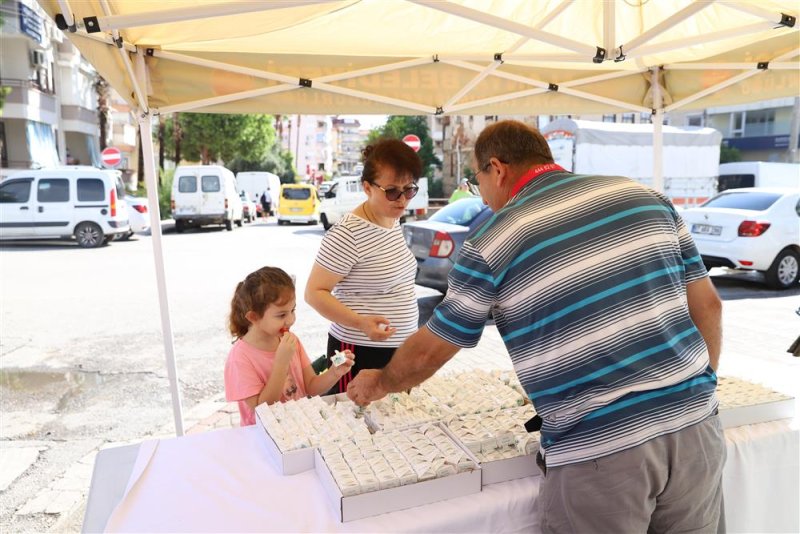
[652,67,664,195]
[137,111,185,437]
[133,49,185,437]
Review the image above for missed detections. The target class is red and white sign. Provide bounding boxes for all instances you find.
[101,146,122,168]
[402,134,421,152]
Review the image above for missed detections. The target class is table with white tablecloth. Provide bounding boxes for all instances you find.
[84,419,799,533]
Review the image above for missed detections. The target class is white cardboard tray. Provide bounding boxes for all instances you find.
[440,422,540,485]
[314,448,482,522]
[257,408,316,475]
[256,393,370,475]
[719,398,795,428]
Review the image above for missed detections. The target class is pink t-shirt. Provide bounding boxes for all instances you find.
[224,338,312,426]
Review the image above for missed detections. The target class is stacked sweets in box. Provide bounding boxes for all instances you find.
[315,423,481,521]
[716,376,795,428]
[256,396,370,474]
[365,370,528,431]
[444,404,540,484]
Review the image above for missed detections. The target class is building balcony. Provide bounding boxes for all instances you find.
[0,78,57,124]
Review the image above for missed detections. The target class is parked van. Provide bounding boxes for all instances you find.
[171,165,243,232]
[235,171,281,213]
[718,162,800,192]
[277,184,319,225]
[0,166,130,247]
[319,175,429,230]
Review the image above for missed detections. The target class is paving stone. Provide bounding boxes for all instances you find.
[44,489,82,515]
[0,447,43,492]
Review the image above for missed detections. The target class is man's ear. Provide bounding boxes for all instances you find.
[492,157,509,188]
[244,310,259,324]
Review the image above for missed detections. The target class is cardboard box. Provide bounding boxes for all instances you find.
[719,397,795,428]
[439,422,540,485]
[315,448,482,522]
[257,408,316,475]
[477,451,540,485]
[256,395,371,475]
[717,376,795,428]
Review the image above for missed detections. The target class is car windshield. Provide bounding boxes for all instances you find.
[702,191,781,211]
[430,197,487,225]
[283,188,311,200]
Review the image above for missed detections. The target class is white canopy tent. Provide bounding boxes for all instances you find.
[37,0,799,435]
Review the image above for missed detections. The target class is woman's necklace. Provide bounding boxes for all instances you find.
[362,202,379,226]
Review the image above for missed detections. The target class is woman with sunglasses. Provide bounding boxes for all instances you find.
[305,138,422,394]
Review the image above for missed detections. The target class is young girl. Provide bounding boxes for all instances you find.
[224,266,355,426]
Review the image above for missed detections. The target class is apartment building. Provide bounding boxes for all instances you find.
[331,116,367,176]
[0,0,104,177]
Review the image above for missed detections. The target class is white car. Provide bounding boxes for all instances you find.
[681,187,800,289]
[0,167,130,247]
[239,191,257,223]
[119,195,151,239]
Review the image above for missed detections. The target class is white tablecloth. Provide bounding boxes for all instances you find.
[100,420,799,533]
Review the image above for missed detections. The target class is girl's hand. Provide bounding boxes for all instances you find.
[276,331,297,364]
[359,315,397,341]
[331,350,355,379]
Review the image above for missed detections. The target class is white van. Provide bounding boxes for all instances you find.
[0,167,130,247]
[718,162,800,192]
[172,165,243,232]
[235,171,281,213]
[319,175,429,230]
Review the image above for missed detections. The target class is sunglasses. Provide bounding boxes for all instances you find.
[369,182,419,201]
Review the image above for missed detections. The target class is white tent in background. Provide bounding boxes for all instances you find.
[36,0,800,435]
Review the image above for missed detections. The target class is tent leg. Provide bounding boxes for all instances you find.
[651,68,664,195]
[138,112,185,436]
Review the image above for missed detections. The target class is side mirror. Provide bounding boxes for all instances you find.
[325,190,335,199]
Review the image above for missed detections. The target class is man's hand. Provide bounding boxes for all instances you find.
[347,369,387,406]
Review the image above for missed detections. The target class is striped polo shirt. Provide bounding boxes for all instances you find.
[427,169,717,467]
[315,213,418,347]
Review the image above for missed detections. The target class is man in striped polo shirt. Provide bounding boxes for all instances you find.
[349,120,725,532]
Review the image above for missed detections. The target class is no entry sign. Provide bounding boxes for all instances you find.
[402,134,421,152]
[101,146,122,168]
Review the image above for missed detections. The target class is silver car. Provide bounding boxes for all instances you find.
[403,197,493,293]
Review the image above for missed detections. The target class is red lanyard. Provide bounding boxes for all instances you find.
[508,163,566,198]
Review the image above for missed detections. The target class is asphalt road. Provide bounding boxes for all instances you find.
[1,219,798,532]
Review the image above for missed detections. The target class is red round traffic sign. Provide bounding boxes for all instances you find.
[101,146,122,168]
[402,134,421,152]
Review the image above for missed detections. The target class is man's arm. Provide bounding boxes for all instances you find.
[347,326,460,405]
[686,276,722,371]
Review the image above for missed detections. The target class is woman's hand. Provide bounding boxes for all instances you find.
[359,315,397,341]
[276,331,297,363]
[331,349,355,378]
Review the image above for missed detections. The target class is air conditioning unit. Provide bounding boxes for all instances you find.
[30,50,46,67]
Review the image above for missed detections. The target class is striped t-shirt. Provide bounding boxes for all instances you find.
[427,170,718,467]
[315,213,418,347]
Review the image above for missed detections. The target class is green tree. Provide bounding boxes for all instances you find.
[720,144,742,164]
[174,113,275,165]
[367,116,441,176]
[227,143,296,183]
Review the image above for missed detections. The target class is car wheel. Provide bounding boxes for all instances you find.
[278,220,286,226]
[175,220,185,233]
[225,219,233,231]
[236,218,243,227]
[321,214,331,231]
[75,222,104,248]
[764,248,800,290]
